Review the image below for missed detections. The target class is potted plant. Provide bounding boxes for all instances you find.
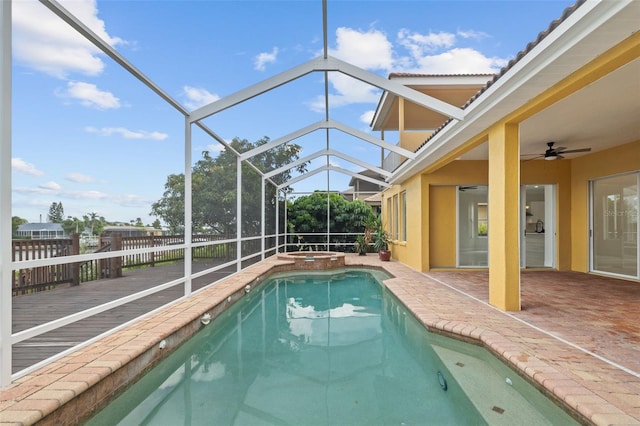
[373,226,391,261]
[354,235,368,256]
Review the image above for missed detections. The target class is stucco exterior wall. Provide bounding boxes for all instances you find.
[570,139,640,272]
[381,174,423,271]
[425,161,488,269]
[388,140,638,273]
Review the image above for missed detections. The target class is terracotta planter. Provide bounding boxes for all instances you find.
[379,250,391,261]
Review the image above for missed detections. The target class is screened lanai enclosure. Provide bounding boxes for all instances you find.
[0,0,466,386]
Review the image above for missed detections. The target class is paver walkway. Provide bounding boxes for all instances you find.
[424,270,640,375]
[362,261,640,425]
[1,254,639,425]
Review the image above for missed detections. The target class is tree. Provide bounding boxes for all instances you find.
[48,202,64,223]
[61,216,84,235]
[287,192,377,249]
[151,137,307,234]
[12,216,28,236]
[151,219,162,229]
[87,212,99,235]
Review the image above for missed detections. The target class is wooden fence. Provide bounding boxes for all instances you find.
[11,233,261,296]
[12,236,79,295]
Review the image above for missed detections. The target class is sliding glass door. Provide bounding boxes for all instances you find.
[591,173,639,279]
[521,185,556,268]
[457,186,488,267]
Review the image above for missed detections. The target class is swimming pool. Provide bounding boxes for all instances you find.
[87,269,577,425]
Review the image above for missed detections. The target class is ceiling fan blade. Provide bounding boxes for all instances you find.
[557,154,565,159]
[552,146,566,152]
[520,153,542,157]
[557,148,591,154]
[524,155,544,161]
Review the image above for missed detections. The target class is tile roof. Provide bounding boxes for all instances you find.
[388,73,494,78]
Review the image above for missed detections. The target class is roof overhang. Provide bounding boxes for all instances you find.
[389,0,640,184]
[370,74,493,131]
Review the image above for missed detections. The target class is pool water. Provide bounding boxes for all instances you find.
[87,269,577,425]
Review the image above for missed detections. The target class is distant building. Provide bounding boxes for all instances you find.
[15,223,66,239]
[343,170,384,214]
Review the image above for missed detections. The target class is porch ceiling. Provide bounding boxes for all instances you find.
[371,75,493,131]
[460,56,640,161]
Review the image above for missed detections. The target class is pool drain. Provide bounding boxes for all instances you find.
[437,371,447,391]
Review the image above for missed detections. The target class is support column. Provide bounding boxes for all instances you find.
[488,123,521,311]
[0,0,12,387]
[275,189,280,253]
[284,192,288,252]
[237,156,242,272]
[261,178,265,260]
[184,118,192,295]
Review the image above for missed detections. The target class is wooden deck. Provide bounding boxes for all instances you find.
[11,260,237,372]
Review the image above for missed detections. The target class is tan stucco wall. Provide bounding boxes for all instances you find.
[425,161,488,269]
[570,139,640,272]
[428,185,456,268]
[389,141,638,273]
[381,174,423,271]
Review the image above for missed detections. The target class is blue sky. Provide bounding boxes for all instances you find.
[10,0,573,225]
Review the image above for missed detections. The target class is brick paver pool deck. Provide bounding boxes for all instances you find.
[0,255,638,425]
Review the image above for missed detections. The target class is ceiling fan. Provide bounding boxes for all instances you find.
[522,142,591,160]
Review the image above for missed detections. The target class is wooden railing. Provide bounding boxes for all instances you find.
[11,233,262,295]
[12,236,79,295]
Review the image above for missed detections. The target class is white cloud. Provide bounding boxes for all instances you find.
[66,172,95,183]
[309,73,381,112]
[360,110,375,125]
[12,0,124,78]
[254,47,279,71]
[12,158,44,177]
[328,158,341,168]
[182,86,220,110]
[14,186,144,206]
[38,181,62,191]
[68,190,108,200]
[313,25,507,112]
[85,126,168,141]
[329,27,393,71]
[398,29,456,58]
[59,81,121,109]
[412,48,507,74]
[457,29,490,41]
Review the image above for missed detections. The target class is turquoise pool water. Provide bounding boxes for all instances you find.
[87,269,576,425]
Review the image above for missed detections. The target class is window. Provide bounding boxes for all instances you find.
[477,203,488,236]
[591,172,638,278]
[458,186,488,267]
[393,194,399,240]
[386,198,392,234]
[401,191,407,241]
